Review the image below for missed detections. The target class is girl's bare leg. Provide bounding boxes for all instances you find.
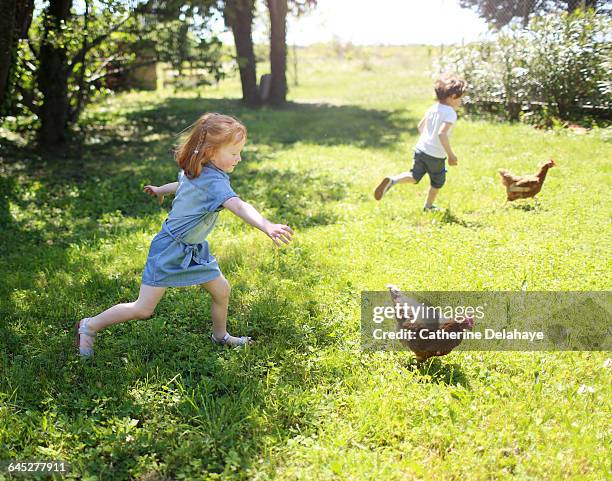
[88,284,166,330]
[78,284,167,351]
[202,275,248,346]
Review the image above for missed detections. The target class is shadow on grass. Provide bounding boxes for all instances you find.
[430,207,483,229]
[0,240,346,479]
[118,97,412,150]
[1,132,343,476]
[2,96,412,183]
[510,202,544,212]
[0,95,402,478]
[0,159,346,348]
[401,357,471,389]
[0,95,393,264]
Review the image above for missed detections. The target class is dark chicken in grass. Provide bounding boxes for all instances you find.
[498,159,556,201]
[387,285,474,362]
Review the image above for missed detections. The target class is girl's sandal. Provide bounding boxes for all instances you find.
[211,332,252,348]
[74,318,97,357]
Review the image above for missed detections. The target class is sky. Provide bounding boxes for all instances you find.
[217,0,492,46]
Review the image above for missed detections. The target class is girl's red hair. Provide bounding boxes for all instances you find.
[175,113,247,179]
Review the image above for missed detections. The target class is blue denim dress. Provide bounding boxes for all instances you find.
[141,163,237,287]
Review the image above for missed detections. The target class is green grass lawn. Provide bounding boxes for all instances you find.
[1,45,611,480]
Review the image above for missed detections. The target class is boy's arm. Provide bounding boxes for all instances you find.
[223,196,293,247]
[143,182,179,204]
[438,122,457,165]
[417,116,427,135]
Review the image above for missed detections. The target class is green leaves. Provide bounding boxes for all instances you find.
[439,10,611,125]
[3,0,227,140]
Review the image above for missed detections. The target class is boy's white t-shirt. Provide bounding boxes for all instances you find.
[415,103,457,159]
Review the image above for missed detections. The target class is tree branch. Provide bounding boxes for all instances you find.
[86,59,157,84]
[87,52,121,80]
[68,15,131,72]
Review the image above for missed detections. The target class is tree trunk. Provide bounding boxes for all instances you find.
[38,0,72,145]
[1,0,34,113]
[266,0,288,105]
[14,0,34,39]
[224,0,260,105]
[0,0,17,110]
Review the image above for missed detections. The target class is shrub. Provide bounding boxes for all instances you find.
[438,9,611,125]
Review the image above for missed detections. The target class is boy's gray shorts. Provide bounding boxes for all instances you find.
[411,150,447,188]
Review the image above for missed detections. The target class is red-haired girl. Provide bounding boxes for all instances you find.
[75,113,293,356]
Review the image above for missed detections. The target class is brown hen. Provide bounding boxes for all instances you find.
[498,159,556,201]
[387,285,474,362]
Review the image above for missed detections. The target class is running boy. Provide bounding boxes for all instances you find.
[374,75,467,210]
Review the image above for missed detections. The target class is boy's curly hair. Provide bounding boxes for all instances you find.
[434,75,467,102]
[175,113,247,179]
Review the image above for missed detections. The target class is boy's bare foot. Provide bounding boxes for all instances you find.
[374,177,395,200]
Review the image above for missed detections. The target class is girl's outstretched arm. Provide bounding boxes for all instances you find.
[223,197,293,247]
[143,182,179,204]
